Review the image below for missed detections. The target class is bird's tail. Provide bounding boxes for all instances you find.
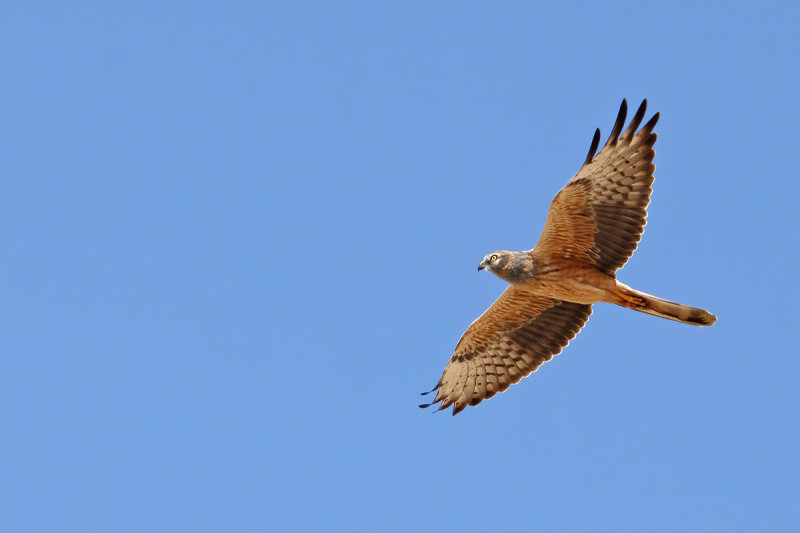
[619,286,717,326]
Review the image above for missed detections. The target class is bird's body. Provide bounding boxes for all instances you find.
[421,99,717,415]
[480,250,613,303]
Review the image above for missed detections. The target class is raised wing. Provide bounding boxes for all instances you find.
[534,99,659,274]
[420,286,592,415]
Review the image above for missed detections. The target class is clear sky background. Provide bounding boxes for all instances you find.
[2,3,799,532]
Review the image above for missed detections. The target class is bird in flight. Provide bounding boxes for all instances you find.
[421,99,716,415]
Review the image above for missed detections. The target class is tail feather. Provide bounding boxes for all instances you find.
[626,289,717,326]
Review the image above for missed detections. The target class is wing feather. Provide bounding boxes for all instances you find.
[421,286,592,415]
[603,99,627,148]
[534,99,659,274]
[583,128,601,166]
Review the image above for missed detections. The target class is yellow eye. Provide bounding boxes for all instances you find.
[490,254,499,262]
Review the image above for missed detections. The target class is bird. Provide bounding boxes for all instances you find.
[420,99,717,415]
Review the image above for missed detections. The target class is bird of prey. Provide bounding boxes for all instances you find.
[420,99,717,415]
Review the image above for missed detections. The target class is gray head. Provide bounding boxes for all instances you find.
[478,250,513,273]
[478,250,529,282]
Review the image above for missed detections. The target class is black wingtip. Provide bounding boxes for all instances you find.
[420,382,440,396]
[419,402,433,409]
[643,111,660,132]
[623,99,648,142]
[604,99,628,148]
[583,128,601,166]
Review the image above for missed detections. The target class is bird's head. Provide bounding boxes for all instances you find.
[478,251,511,274]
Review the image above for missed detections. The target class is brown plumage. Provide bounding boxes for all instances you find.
[421,99,716,415]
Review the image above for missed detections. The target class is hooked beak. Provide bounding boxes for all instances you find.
[478,259,486,271]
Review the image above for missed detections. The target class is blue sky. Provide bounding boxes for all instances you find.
[2,2,799,532]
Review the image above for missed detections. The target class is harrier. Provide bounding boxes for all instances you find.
[421,99,716,415]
